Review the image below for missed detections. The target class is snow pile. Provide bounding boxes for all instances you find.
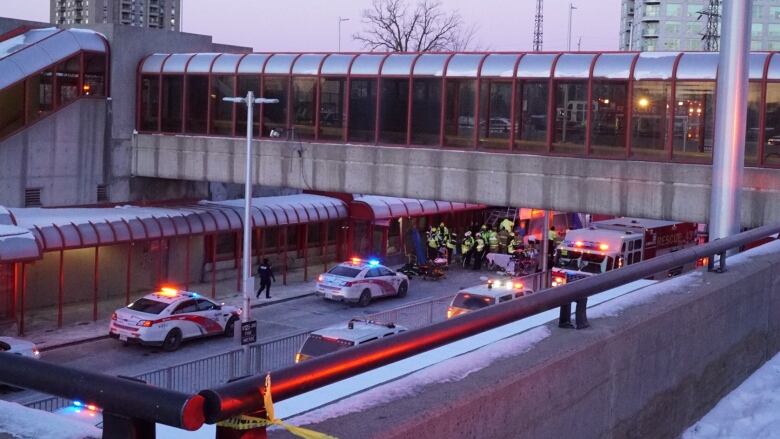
[683,350,780,439]
[589,271,704,319]
[287,326,551,426]
[0,400,101,439]
[10,205,189,227]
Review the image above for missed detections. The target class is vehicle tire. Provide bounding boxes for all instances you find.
[162,329,183,352]
[224,316,238,337]
[397,281,408,298]
[358,289,372,307]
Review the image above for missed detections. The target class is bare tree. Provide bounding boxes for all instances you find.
[353,0,476,52]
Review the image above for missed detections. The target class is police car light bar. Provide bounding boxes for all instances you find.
[368,259,380,267]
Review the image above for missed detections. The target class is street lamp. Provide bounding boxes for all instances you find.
[338,17,350,52]
[567,3,577,51]
[223,91,279,376]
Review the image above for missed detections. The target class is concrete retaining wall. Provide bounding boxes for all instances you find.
[293,242,780,439]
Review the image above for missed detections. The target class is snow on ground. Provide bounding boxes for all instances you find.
[683,350,780,439]
[589,270,703,319]
[0,400,101,439]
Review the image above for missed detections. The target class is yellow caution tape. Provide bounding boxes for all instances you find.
[216,374,339,439]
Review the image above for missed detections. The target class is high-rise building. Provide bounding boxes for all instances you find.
[620,0,780,51]
[50,0,181,31]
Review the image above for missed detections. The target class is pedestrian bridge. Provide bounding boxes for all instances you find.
[133,134,780,227]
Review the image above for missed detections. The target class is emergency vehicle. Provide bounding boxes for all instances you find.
[316,258,410,307]
[295,319,407,363]
[0,337,40,359]
[446,279,535,319]
[109,288,241,351]
[552,218,697,286]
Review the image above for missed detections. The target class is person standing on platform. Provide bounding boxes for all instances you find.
[256,258,276,299]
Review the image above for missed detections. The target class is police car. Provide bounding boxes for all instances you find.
[0,336,40,359]
[55,401,103,430]
[446,279,535,319]
[109,288,241,351]
[295,318,407,363]
[316,258,409,307]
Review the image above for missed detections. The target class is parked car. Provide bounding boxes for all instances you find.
[316,258,409,307]
[295,318,407,363]
[0,336,40,359]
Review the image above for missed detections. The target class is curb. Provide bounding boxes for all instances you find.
[251,292,315,309]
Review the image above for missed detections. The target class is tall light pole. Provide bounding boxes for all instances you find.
[567,3,577,51]
[338,17,350,52]
[223,91,279,376]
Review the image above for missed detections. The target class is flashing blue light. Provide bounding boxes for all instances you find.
[191,292,200,298]
[368,259,380,266]
[73,401,83,407]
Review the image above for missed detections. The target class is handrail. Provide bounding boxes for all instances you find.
[200,223,780,423]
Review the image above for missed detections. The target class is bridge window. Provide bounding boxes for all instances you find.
[83,53,106,97]
[348,78,377,143]
[0,82,24,138]
[745,82,761,166]
[591,81,628,158]
[553,82,587,155]
[185,75,208,134]
[236,76,260,136]
[479,80,512,150]
[515,81,549,152]
[161,75,184,132]
[631,81,670,160]
[262,77,289,137]
[139,75,160,131]
[379,78,410,145]
[319,77,346,141]
[411,78,442,146]
[673,82,715,163]
[292,77,317,139]
[444,78,476,147]
[210,75,235,136]
[26,69,54,125]
[765,83,780,166]
[56,55,81,107]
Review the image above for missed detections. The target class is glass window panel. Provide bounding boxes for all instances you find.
[444,79,476,147]
[745,82,761,166]
[348,78,377,142]
[676,54,718,80]
[237,54,269,74]
[185,75,208,133]
[666,3,682,16]
[321,55,355,75]
[749,53,769,80]
[292,54,325,75]
[26,69,54,125]
[350,54,384,75]
[187,53,219,73]
[413,54,448,76]
[554,54,595,79]
[264,54,297,74]
[56,55,80,107]
[212,53,242,74]
[769,24,780,39]
[552,82,587,154]
[161,75,183,132]
[210,75,234,135]
[141,54,167,73]
[593,54,635,79]
[0,82,24,139]
[481,54,520,78]
[446,54,483,77]
[379,78,409,144]
[292,77,317,139]
[633,53,677,80]
[515,81,548,152]
[162,53,192,73]
[673,82,715,163]
[236,76,260,137]
[139,75,160,131]
[319,77,346,141]
[752,23,764,38]
[517,54,556,78]
[382,54,416,76]
[591,81,628,158]
[262,77,289,137]
[410,78,441,145]
[82,53,105,96]
[764,84,780,166]
[478,80,512,150]
[631,81,669,161]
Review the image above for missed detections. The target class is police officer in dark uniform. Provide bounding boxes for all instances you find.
[256,258,276,299]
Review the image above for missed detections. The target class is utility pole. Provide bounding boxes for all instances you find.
[577,36,582,51]
[533,0,543,52]
[700,0,721,51]
[338,17,350,52]
[567,3,577,51]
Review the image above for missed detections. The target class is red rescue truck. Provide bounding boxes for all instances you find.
[551,218,697,286]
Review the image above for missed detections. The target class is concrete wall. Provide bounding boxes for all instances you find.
[294,243,780,439]
[133,134,780,227]
[0,99,106,207]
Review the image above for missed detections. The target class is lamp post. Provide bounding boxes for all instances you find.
[567,3,577,51]
[338,17,350,52]
[223,91,279,376]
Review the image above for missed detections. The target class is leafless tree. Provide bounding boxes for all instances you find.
[353,0,476,52]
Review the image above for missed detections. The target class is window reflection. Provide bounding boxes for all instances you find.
[673,82,715,163]
[140,75,159,131]
[553,82,587,154]
[479,80,512,150]
[320,77,346,141]
[210,75,234,135]
[161,75,183,132]
[591,81,627,157]
[26,69,54,125]
[292,77,317,139]
[631,81,669,160]
[348,79,377,143]
[0,82,24,138]
[185,76,208,134]
[444,79,476,148]
[56,55,80,107]
[745,82,761,165]
[515,81,548,152]
[380,79,409,145]
[764,83,780,166]
[262,77,289,137]
[83,53,105,97]
[411,78,441,145]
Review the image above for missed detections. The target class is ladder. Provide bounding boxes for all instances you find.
[486,207,518,227]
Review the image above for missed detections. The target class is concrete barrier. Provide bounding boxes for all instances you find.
[286,242,780,439]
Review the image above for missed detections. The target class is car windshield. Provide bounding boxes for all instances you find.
[554,250,582,269]
[128,298,169,314]
[299,334,354,357]
[328,266,362,278]
[452,293,495,310]
[580,253,606,274]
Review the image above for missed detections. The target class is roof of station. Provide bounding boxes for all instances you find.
[0,27,109,90]
[140,51,780,80]
[351,195,485,223]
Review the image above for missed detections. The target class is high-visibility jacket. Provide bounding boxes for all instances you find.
[507,238,519,254]
[446,236,457,250]
[548,229,559,241]
[497,229,510,247]
[500,218,514,233]
[461,236,475,253]
[436,226,450,243]
[475,237,486,252]
[487,230,499,251]
[428,233,439,249]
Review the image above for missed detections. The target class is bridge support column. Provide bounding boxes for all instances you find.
[709,0,751,240]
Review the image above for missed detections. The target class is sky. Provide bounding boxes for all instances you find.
[4,0,621,52]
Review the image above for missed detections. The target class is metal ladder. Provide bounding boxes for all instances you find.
[486,207,518,227]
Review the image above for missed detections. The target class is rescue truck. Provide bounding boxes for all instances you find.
[551,218,697,286]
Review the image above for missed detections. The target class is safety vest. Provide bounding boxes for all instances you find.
[475,237,486,252]
[461,236,474,253]
[428,233,439,249]
[436,226,449,242]
[508,238,518,254]
[446,236,457,250]
[497,230,510,247]
[548,230,559,241]
[487,231,499,249]
[500,219,514,233]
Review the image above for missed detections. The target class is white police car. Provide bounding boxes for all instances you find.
[316,258,409,307]
[109,288,241,351]
[447,279,535,319]
[0,336,40,359]
[55,401,103,430]
[295,319,407,363]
